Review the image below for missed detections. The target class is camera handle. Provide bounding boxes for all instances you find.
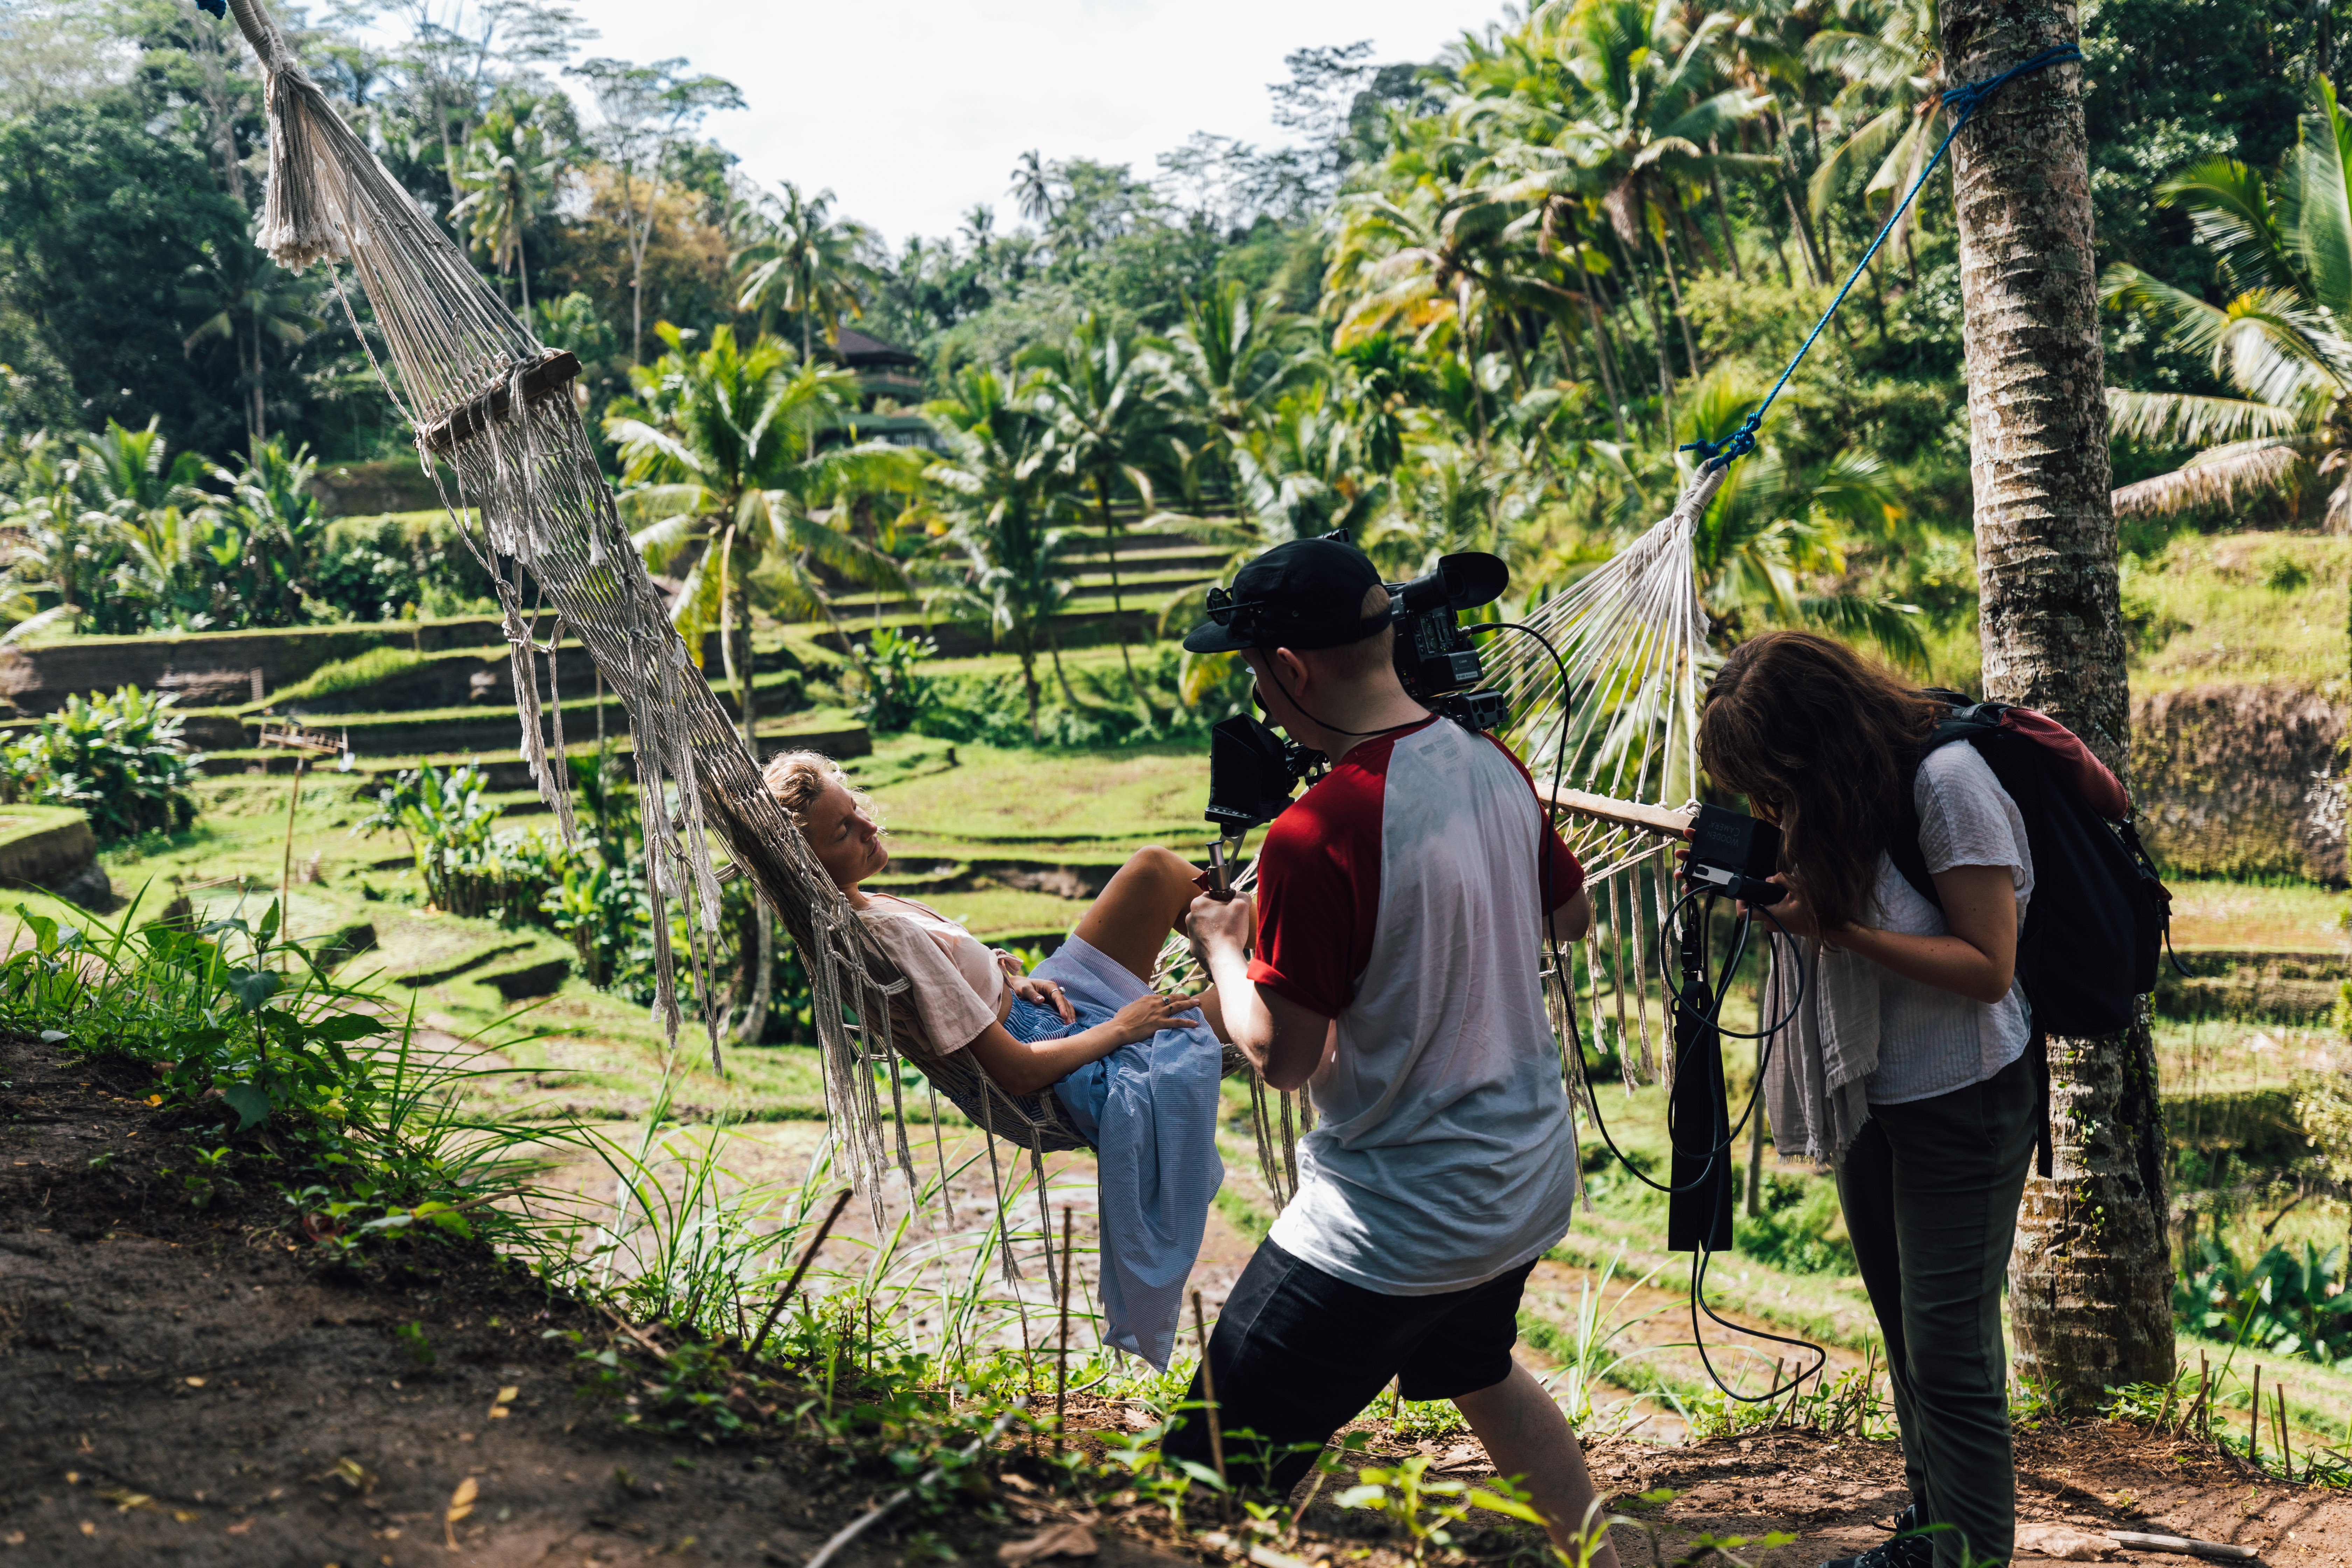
[1204,836,1241,901]
[1666,894,1736,1253]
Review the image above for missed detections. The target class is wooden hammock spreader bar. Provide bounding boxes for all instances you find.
[416,349,582,454]
[1540,785,1695,841]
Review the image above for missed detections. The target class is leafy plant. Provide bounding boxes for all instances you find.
[1336,1454,1530,1563]
[356,763,566,921]
[1735,1172,1856,1276]
[847,626,939,732]
[2175,1237,2352,1365]
[1,685,199,840]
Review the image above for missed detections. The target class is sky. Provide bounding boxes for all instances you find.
[551,0,1486,248]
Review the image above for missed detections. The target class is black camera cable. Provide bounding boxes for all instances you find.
[1471,620,1827,1405]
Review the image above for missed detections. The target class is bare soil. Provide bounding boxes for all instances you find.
[5,1034,2347,1568]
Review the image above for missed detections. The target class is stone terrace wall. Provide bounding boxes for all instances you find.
[2131,680,2345,885]
[0,619,507,713]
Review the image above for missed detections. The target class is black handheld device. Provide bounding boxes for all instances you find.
[1684,802,1786,906]
[1205,714,1324,833]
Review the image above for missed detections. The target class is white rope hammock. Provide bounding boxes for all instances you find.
[219,0,1717,1253]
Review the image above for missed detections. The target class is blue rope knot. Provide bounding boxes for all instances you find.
[1681,413,1760,475]
[1939,45,2082,120]
[1670,41,2085,475]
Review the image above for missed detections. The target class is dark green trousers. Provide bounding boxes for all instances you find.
[1836,1052,2037,1568]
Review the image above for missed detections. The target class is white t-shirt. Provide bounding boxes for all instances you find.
[1249,718,1587,1296]
[859,894,1005,1052]
[1861,742,2036,1105]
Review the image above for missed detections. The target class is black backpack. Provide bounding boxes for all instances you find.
[1886,694,2178,1177]
[1886,692,2174,1040]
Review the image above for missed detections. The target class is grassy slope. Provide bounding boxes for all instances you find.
[2127,532,2351,693]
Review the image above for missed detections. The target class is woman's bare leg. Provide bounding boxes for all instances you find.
[1071,846,1203,984]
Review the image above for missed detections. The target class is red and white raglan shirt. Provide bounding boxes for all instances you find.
[1251,715,1586,1296]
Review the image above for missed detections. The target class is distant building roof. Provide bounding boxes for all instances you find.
[832,328,920,368]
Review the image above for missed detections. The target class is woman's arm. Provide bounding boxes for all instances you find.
[963,989,1206,1097]
[1749,864,2019,1006]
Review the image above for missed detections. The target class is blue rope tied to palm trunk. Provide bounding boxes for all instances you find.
[1679,44,2085,472]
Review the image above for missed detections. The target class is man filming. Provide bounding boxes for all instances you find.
[1170,537,1619,1566]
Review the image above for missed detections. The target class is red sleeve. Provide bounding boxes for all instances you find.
[1244,745,1390,1018]
[1485,733,1587,906]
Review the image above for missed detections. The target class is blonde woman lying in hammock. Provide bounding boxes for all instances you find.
[763,750,1228,1367]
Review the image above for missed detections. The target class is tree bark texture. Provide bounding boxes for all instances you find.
[1940,0,2175,1410]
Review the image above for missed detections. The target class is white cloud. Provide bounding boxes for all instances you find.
[553,0,1483,246]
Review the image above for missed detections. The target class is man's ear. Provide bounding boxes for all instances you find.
[1268,646,1310,696]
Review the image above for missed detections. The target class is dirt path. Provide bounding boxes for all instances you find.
[9,1038,2349,1567]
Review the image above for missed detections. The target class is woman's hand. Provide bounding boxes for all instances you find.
[1106,989,1204,1045]
[1742,875,1828,942]
[1009,972,1076,1023]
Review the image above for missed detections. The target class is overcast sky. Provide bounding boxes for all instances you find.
[552,0,1486,248]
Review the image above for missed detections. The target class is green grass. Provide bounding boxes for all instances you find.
[851,732,1231,860]
[2125,531,2351,692]
[2166,876,2347,950]
[265,644,433,705]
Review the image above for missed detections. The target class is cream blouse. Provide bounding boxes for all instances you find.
[858,894,1006,1052]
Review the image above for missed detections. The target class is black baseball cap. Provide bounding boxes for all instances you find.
[1182,537,1387,654]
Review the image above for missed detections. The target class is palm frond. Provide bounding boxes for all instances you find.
[2110,442,2306,518]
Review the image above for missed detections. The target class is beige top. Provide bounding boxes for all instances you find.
[859,894,1006,1052]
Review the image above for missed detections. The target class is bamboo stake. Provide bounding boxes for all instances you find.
[1054,1206,1073,1457]
[2198,1352,2210,1439]
[2275,1385,2290,1482]
[277,756,307,931]
[1192,1289,1228,1517]
[2249,1364,2262,1468]
[2154,1361,2180,1432]
[749,1187,853,1358]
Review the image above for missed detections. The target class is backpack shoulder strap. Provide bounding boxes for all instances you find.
[1889,699,2002,910]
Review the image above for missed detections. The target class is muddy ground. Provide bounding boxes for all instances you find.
[4,1034,2346,1566]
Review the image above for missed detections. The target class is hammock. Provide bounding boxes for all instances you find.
[216,0,1100,1251]
[216,0,1714,1255]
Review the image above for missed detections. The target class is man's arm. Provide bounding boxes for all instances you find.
[1545,886,1593,944]
[1189,893,1330,1091]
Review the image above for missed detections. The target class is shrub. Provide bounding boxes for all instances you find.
[356,763,565,922]
[1735,1172,1855,1275]
[2,686,200,841]
[2175,1237,2352,1365]
[845,627,938,733]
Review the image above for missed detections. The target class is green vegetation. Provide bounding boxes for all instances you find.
[2,686,200,840]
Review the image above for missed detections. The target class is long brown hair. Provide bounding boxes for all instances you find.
[1697,630,1944,931]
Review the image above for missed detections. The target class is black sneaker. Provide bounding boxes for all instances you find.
[1818,1506,1931,1568]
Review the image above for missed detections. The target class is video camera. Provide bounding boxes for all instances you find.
[1202,543,1512,835]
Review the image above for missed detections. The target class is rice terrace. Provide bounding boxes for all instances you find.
[0,0,2348,1565]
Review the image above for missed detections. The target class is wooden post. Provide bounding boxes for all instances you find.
[277,757,307,934]
[2250,1364,2262,1467]
[1191,1289,1227,1513]
[2276,1385,2291,1482]
[749,1188,854,1358]
[1054,1206,1073,1457]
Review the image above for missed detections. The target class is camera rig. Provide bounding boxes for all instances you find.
[1201,542,1512,837]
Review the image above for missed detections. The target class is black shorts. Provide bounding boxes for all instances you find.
[1160,1238,1536,1496]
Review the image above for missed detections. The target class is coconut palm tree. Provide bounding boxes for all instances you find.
[1805,0,1946,279]
[181,232,322,444]
[607,322,916,1045]
[604,322,914,743]
[2101,78,2352,532]
[1025,313,1177,686]
[732,183,873,363]
[922,365,1084,741]
[1940,0,2172,1409]
[452,106,561,311]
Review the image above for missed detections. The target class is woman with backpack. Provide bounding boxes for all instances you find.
[1699,630,2038,1568]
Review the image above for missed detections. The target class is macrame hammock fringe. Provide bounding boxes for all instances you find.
[218,0,1712,1270]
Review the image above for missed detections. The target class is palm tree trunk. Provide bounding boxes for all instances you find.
[1016,631,1041,743]
[1941,0,2174,1413]
[1048,629,1079,706]
[1094,473,1137,686]
[1706,154,1743,282]
[518,233,531,314]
